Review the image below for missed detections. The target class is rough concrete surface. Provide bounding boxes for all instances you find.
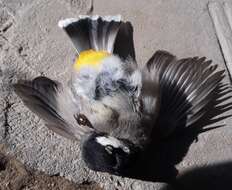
[0,144,103,190]
[0,0,232,189]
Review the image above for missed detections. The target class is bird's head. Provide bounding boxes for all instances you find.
[81,132,139,174]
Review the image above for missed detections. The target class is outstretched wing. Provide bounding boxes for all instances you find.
[146,50,224,138]
[14,76,93,140]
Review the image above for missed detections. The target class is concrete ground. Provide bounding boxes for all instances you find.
[0,0,232,189]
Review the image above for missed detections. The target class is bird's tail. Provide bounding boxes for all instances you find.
[58,15,135,60]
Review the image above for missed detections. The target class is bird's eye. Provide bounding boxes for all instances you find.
[122,146,130,153]
[74,114,93,128]
[105,145,114,154]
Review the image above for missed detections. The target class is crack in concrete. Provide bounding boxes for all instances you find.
[0,34,39,77]
[2,98,13,139]
[1,21,13,33]
[86,0,94,15]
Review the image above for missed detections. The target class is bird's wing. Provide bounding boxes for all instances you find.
[14,76,93,140]
[146,50,224,138]
[58,15,136,61]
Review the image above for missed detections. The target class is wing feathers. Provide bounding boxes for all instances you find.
[146,50,225,138]
[14,77,92,140]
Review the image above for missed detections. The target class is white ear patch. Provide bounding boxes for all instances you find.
[96,136,130,153]
[96,136,121,148]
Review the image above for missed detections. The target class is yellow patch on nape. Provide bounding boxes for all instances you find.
[74,50,110,71]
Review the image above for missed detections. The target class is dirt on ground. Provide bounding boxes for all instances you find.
[0,144,103,190]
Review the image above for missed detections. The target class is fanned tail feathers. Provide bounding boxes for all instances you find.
[58,15,135,60]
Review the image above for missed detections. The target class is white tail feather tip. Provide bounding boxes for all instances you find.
[58,15,122,28]
[79,15,122,22]
[58,18,79,28]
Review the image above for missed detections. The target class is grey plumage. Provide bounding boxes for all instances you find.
[13,15,225,174]
[14,77,93,140]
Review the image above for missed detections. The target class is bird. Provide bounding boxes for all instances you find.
[13,15,225,175]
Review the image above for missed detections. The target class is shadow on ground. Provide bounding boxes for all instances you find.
[161,161,232,190]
